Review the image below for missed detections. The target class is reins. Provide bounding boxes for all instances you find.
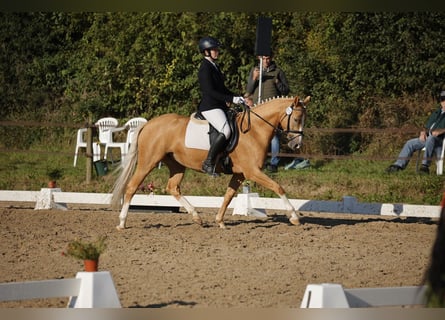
[238,100,305,138]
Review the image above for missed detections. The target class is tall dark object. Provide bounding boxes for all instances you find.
[254,16,272,104]
[255,16,272,56]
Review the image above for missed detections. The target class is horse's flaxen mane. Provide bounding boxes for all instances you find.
[252,96,293,108]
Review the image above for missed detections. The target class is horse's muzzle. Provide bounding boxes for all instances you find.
[287,132,303,150]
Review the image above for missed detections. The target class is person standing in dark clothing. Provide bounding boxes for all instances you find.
[246,54,289,173]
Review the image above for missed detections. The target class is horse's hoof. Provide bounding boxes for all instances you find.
[116,225,126,231]
[192,216,203,225]
[289,216,300,226]
[218,222,226,229]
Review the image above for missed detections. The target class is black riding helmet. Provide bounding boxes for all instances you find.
[198,36,222,53]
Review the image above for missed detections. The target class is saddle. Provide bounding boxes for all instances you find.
[194,109,239,174]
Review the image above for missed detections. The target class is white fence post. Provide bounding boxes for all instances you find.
[34,188,67,210]
[68,271,121,308]
[233,192,267,218]
[300,283,349,308]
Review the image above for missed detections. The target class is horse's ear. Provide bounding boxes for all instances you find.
[303,96,311,105]
[293,96,300,105]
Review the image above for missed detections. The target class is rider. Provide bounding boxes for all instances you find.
[197,36,245,175]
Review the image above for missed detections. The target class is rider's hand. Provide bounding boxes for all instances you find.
[232,96,245,105]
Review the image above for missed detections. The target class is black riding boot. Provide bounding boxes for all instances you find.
[202,132,227,176]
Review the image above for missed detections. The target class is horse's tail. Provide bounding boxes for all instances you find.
[110,126,142,209]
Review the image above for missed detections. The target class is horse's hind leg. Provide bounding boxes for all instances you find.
[215,173,244,229]
[163,156,202,225]
[117,163,157,230]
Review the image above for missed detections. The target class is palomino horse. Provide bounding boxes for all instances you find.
[111,96,310,229]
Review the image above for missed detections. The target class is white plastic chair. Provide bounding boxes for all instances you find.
[95,117,126,164]
[124,117,147,154]
[73,128,101,166]
[416,138,445,175]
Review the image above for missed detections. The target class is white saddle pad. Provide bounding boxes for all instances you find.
[184,113,210,150]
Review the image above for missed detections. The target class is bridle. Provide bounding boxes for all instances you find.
[279,101,306,137]
[239,99,306,139]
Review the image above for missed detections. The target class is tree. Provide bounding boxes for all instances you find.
[2,12,445,155]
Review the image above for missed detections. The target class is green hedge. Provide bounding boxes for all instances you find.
[1,12,445,155]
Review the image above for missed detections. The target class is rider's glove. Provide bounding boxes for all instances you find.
[232,96,245,105]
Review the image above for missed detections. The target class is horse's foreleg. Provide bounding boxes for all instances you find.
[215,173,244,229]
[279,194,300,225]
[246,170,300,225]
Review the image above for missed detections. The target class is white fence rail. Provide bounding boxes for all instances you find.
[0,188,441,219]
[300,283,427,308]
[0,271,121,308]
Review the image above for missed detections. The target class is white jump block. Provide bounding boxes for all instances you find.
[301,283,427,308]
[68,271,121,308]
[34,188,67,210]
[301,283,349,308]
[233,192,267,218]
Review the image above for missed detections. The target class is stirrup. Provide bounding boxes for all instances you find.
[202,161,220,177]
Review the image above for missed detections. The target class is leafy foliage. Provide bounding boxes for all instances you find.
[46,167,63,180]
[1,12,445,155]
[64,235,107,260]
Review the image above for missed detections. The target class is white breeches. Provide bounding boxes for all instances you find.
[201,108,231,139]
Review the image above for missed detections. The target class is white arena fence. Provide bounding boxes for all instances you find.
[0,271,121,308]
[300,283,427,308]
[0,188,441,219]
[0,188,438,309]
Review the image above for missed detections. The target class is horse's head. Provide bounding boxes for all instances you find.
[279,96,309,150]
